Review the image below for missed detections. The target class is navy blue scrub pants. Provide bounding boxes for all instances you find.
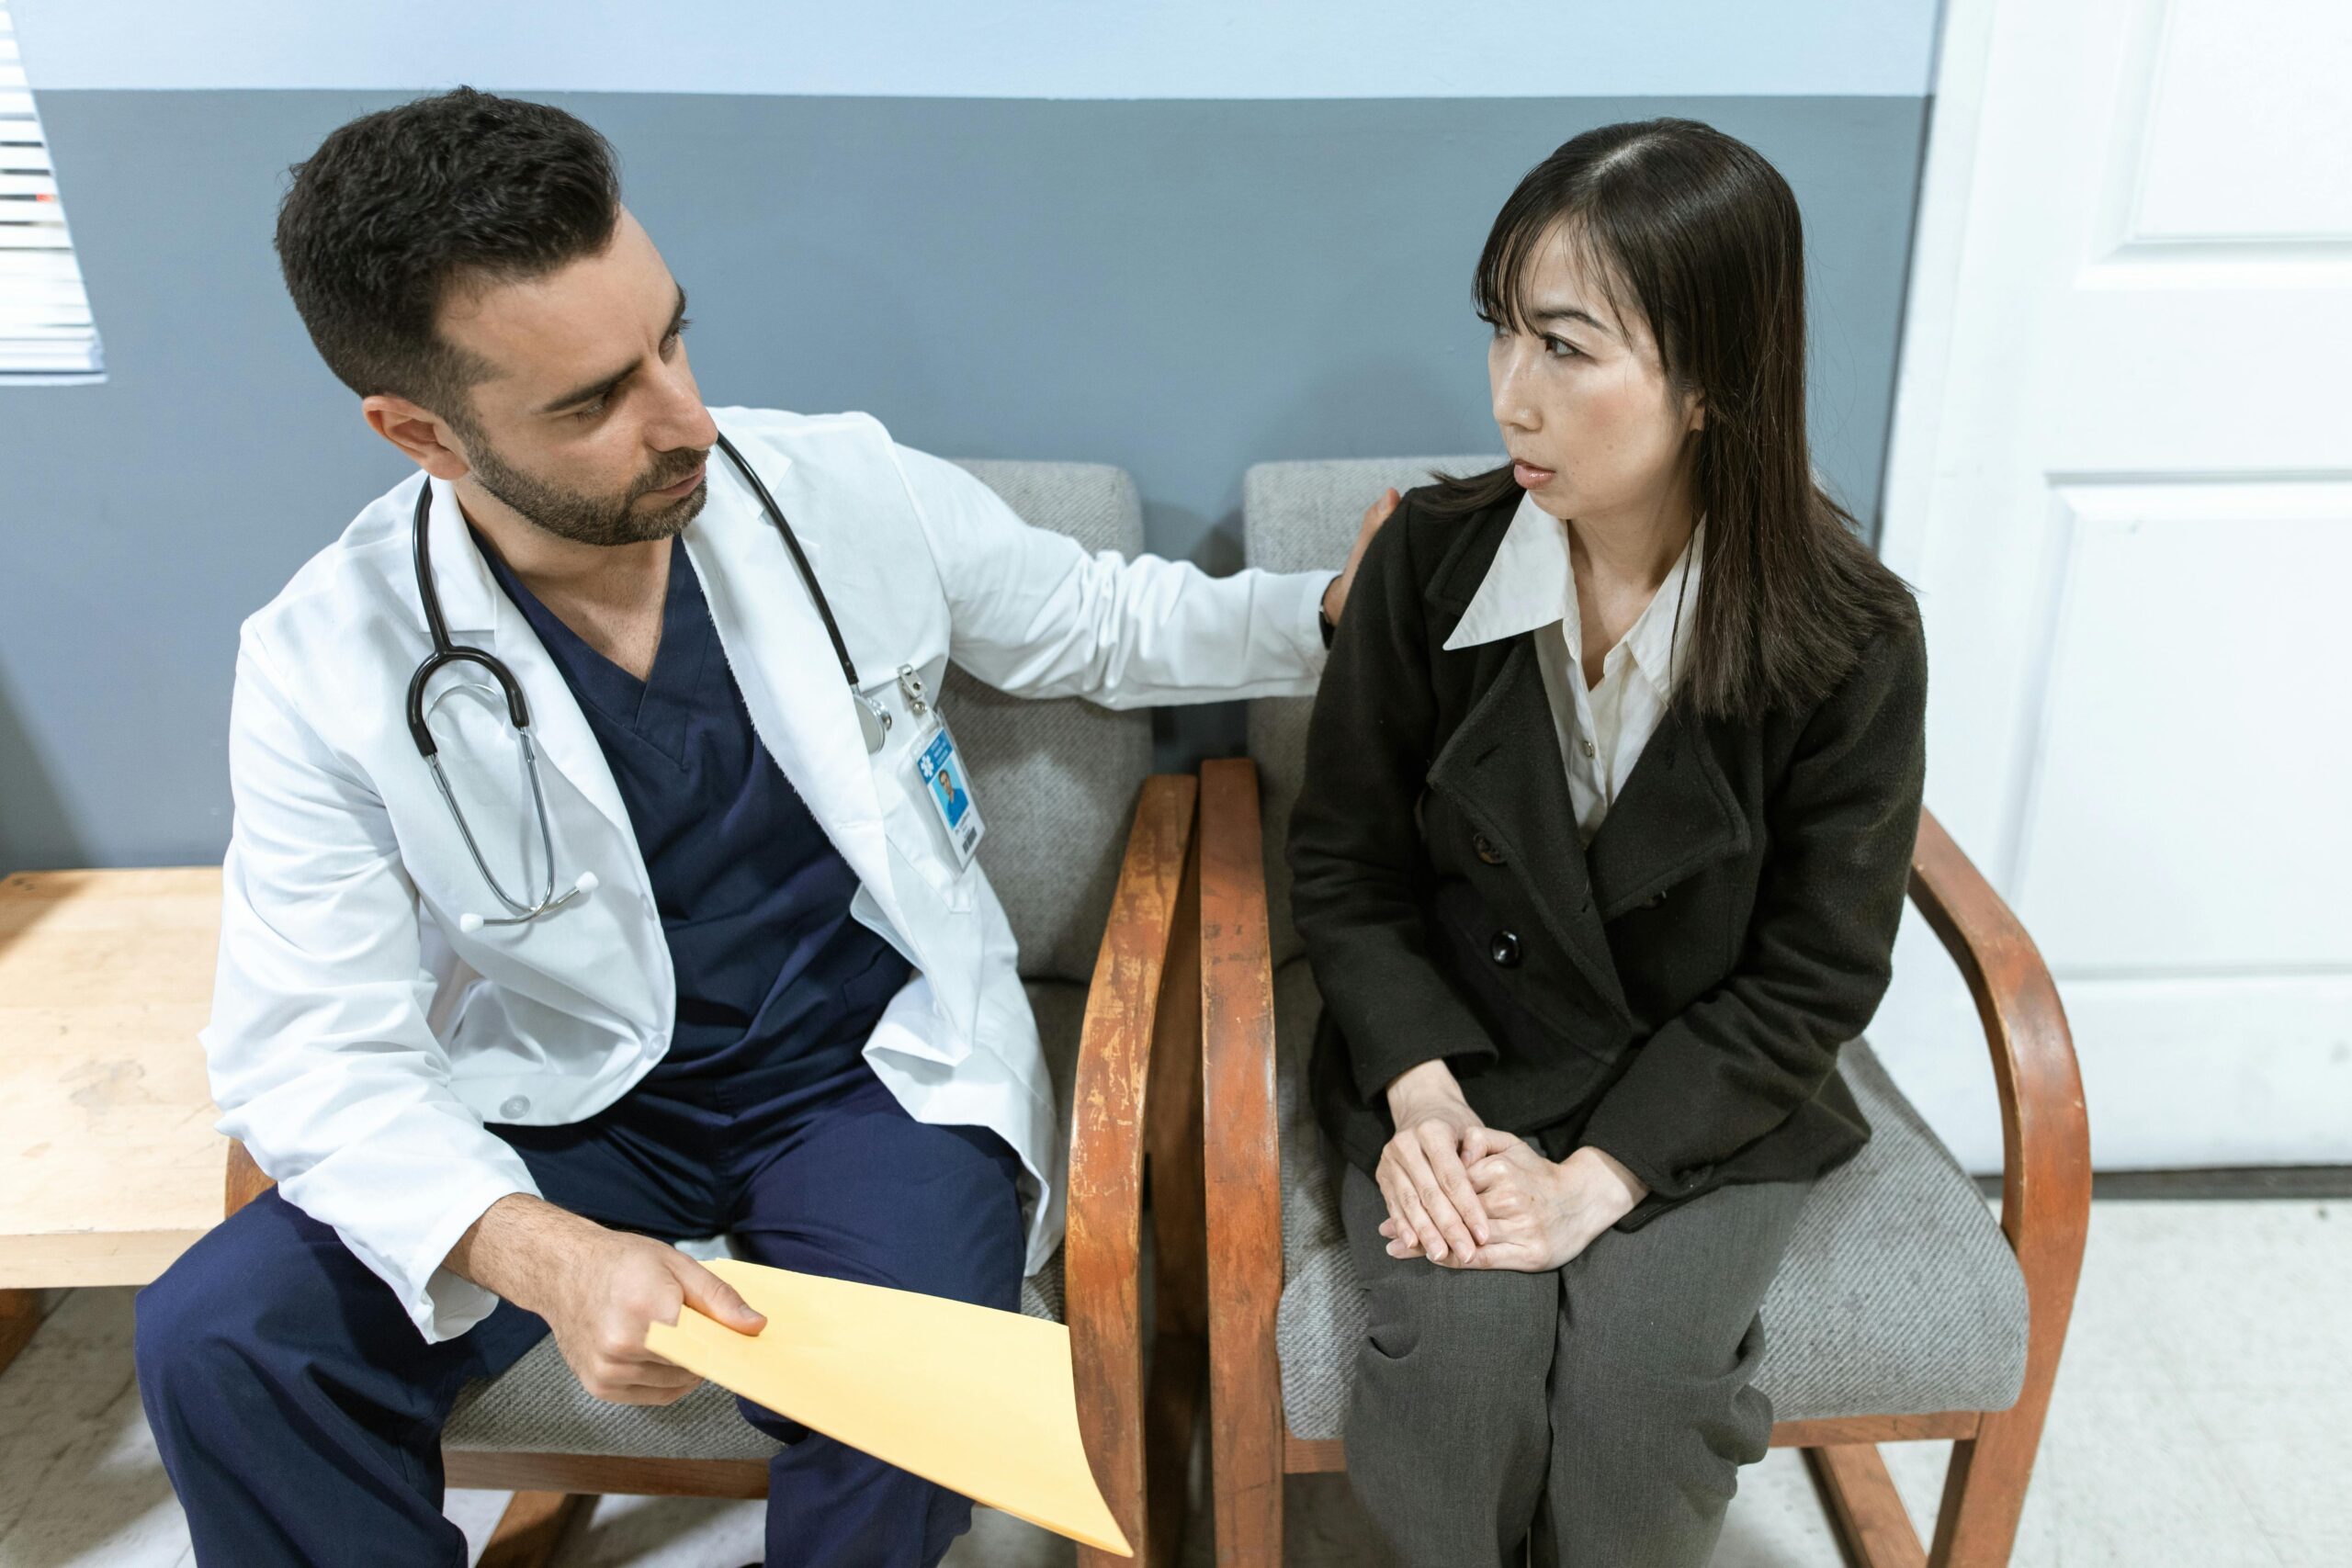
[133,1055,1027,1568]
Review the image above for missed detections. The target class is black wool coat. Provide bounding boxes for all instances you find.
[1288,485,1928,1231]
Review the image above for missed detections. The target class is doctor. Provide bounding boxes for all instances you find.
[133,89,1385,1568]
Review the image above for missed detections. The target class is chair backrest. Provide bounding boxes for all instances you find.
[944,460,1154,986]
[1242,457,1502,968]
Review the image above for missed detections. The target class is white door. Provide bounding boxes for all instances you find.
[1872,0,2352,1172]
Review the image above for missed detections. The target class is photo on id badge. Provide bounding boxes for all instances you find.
[917,723,985,865]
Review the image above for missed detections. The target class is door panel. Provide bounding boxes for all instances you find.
[1872,0,2352,1170]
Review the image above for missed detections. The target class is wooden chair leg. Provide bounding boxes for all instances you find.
[0,1289,40,1377]
[1925,1405,2046,1568]
[477,1491,592,1568]
[1804,1444,1926,1568]
[1920,1168,2078,1568]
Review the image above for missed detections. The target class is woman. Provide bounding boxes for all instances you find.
[1287,118,1926,1566]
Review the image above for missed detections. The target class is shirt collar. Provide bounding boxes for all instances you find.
[1442,490,1574,651]
[1442,490,1707,690]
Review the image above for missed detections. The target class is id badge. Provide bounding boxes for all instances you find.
[891,663,984,870]
[912,715,985,869]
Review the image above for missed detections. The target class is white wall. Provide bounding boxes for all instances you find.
[13,0,1939,97]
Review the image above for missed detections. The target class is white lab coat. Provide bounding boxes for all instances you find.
[203,406,1329,1342]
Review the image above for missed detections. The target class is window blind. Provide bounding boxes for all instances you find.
[0,0,102,383]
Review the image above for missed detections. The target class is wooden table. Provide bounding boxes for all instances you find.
[0,867,226,1371]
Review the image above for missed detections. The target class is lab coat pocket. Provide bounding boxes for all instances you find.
[879,771,981,915]
[443,985,555,1081]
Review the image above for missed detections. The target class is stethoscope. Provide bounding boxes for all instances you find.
[407,432,887,933]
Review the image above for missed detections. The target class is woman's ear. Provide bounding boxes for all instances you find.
[1687,391,1707,433]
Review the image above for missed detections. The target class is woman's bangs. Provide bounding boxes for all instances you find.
[1473,198,1552,334]
[1476,206,1639,344]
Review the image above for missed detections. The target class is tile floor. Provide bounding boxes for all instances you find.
[1,1197,2343,1566]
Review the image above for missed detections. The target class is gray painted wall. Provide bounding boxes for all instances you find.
[0,91,1928,872]
[13,0,1943,96]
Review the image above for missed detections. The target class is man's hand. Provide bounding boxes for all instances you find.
[1321,488,1402,626]
[1381,1136,1647,1273]
[447,1194,765,1405]
[1376,1057,1491,1264]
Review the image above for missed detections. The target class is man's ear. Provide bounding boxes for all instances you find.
[362,393,471,480]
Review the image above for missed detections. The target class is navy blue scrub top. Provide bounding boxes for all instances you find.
[475,529,911,1097]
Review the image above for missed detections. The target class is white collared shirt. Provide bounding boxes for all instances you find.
[1442,491,1705,843]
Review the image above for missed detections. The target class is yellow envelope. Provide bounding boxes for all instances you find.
[643,1258,1132,1556]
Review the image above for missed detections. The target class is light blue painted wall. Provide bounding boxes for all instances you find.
[0,85,1931,873]
[12,0,1940,96]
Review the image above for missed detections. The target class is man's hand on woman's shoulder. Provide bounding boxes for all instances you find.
[1320,487,1404,627]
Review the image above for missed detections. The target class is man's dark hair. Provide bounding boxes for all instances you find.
[275,87,622,425]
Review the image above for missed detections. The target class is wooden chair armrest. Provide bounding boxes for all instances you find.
[1905,807,2091,1264]
[1904,807,2090,1532]
[225,1138,274,1218]
[1197,758,1287,1513]
[1064,772,1203,1565]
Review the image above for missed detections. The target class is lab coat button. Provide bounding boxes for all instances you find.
[499,1096,529,1120]
[1488,931,1522,968]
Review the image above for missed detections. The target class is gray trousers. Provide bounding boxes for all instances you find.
[1339,1160,1813,1568]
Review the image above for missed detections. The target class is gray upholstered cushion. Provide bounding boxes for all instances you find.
[1747,1044,2029,1424]
[1241,457,1501,968]
[446,981,1086,1461]
[946,460,1153,986]
[443,463,1138,1461]
[445,1339,788,1461]
[1243,457,2031,1441]
[1268,958,2030,1439]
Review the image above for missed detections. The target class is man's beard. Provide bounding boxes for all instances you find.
[464,435,709,547]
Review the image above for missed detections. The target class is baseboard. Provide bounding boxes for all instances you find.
[1971,1167,2352,1201]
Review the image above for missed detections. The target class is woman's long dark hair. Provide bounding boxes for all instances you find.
[1428,118,1916,721]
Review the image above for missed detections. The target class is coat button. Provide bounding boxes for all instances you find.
[499,1096,530,1120]
[1473,832,1506,866]
[1644,890,1667,908]
[1488,931,1521,968]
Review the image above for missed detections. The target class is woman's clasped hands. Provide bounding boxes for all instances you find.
[1376,1058,1648,1272]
